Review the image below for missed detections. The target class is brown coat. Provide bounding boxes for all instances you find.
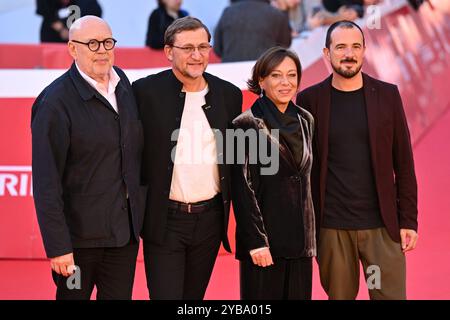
[296,73,418,243]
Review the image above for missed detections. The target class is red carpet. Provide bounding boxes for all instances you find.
[1,108,449,300]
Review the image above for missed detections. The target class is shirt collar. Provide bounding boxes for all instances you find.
[75,63,121,94]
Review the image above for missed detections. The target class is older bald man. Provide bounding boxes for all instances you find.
[31,16,146,300]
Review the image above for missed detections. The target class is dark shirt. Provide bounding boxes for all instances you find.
[323,86,384,229]
[145,6,188,49]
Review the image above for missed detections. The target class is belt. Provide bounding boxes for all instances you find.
[168,194,222,214]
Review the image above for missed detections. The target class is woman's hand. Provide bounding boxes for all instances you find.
[250,247,274,267]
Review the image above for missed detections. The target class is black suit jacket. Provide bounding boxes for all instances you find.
[31,63,146,258]
[296,73,418,243]
[132,69,243,252]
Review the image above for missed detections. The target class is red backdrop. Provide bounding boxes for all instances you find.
[0,2,449,259]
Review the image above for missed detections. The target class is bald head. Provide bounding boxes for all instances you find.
[69,15,112,41]
[68,15,115,84]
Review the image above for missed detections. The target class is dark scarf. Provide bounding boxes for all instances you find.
[259,96,303,170]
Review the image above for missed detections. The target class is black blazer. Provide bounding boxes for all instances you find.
[31,63,146,258]
[231,98,316,260]
[132,69,243,252]
[296,73,418,243]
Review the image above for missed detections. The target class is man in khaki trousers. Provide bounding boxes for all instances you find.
[297,21,419,300]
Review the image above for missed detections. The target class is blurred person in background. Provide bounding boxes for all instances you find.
[146,0,189,49]
[275,0,365,36]
[36,0,102,43]
[214,0,291,62]
[271,0,303,36]
[407,0,425,10]
[322,0,383,19]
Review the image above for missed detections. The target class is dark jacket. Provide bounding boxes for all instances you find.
[213,0,292,62]
[31,63,146,258]
[36,0,102,43]
[296,73,418,243]
[132,69,243,252]
[145,6,189,49]
[231,98,316,260]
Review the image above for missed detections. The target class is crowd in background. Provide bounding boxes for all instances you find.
[36,0,427,62]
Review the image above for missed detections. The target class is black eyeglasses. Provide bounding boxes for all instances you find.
[171,44,212,55]
[71,38,117,52]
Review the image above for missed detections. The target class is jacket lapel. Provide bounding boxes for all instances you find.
[315,75,333,212]
[362,73,379,180]
[202,73,227,133]
[115,77,130,122]
[317,75,332,166]
[69,62,119,114]
[167,71,185,132]
[317,76,332,212]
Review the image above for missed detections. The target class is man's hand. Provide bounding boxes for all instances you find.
[250,248,274,267]
[400,229,418,253]
[50,253,75,277]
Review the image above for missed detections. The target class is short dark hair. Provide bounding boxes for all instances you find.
[325,20,365,49]
[164,16,211,46]
[247,46,302,95]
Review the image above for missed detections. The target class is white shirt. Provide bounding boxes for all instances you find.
[169,86,221,203]
[76,63,121,113]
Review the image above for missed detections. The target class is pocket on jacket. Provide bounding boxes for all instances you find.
[66,192,109,240]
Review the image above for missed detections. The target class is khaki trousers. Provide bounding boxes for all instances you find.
[318,227,406,300]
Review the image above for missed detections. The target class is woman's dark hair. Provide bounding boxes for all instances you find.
[247,46,302,95]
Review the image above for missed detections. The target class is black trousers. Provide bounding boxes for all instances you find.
[52,238,139,300]
[143,203,223,300]
[240,257,313,300]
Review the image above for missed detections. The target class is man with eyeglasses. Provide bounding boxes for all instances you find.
[133,16,243,300]
[31,15,146,300]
